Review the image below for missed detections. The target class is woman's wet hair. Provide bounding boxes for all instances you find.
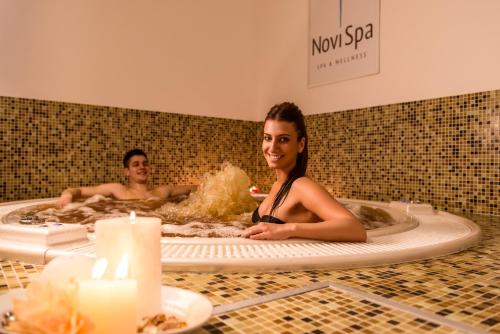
[265,102,308,216]
[123,148,148,167]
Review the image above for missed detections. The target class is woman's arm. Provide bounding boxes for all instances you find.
[242,178,366,242]
[290,178,366,241]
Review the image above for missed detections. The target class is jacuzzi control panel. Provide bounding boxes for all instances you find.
[389,201,435,215]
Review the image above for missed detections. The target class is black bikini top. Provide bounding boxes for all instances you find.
[252,206,287,225]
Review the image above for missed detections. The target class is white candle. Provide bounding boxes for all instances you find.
[95,217,132,279]
[129,213,162,319]
[95,212,162,319]
[78,257,137,334]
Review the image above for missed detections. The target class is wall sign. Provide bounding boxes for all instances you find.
[309,0,380,87]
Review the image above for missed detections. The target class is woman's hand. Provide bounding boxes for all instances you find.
[241,222,296,240]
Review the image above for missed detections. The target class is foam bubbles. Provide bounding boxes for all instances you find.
[161,221,244,238]
[157,162,257,219]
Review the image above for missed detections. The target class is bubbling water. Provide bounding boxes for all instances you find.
[157,162,257,220]
[153,163,258,237]
[2,163,400,237]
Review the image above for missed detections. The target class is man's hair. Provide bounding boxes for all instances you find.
[123,149,147,167]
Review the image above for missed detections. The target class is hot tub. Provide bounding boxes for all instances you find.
[0,197,480,272]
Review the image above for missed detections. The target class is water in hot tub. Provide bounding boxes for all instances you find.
[3,164,396,237]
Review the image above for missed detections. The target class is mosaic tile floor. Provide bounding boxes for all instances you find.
[205,287,464,334]
[1,214,499,333]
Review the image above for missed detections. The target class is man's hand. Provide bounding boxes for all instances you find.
[55,190,74,209]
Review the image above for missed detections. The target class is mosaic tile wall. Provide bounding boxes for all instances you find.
[1,89,499,216]
[257,90,500,216]
[0,96,258,201]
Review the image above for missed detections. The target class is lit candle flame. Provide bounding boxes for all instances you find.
[115,254,129,279]
[92,258,108,279]
[130,211,136,224]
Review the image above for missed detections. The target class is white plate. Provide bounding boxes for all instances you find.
[0,286,213,334]
[160,286,213,333]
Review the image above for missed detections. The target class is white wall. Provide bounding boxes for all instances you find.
[0,0,257,120]
[255,0,500,118]
[2,1,500,121]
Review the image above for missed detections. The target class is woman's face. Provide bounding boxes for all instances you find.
[262,120,305,172]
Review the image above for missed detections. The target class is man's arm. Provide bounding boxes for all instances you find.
[169,185,197,197]
[154,185,197,200]
[55,183,122,209]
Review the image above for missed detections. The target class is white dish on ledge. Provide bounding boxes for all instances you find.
[0,286,213,334]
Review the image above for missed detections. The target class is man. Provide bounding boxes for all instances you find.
[55,149,196,209]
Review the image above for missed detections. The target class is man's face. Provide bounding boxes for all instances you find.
[124,155,150,184]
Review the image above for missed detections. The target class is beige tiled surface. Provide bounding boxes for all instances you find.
[1,214,499,333]
[201,288,463,334]
[1,90,500,217]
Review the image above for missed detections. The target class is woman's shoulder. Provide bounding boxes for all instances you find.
[291,177,337,208]
[293,176,317,185]
[291,176,324,192]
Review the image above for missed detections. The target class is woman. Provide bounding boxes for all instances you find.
[241,102,366,242]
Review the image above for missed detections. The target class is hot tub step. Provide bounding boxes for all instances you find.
[0,223,88,246]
